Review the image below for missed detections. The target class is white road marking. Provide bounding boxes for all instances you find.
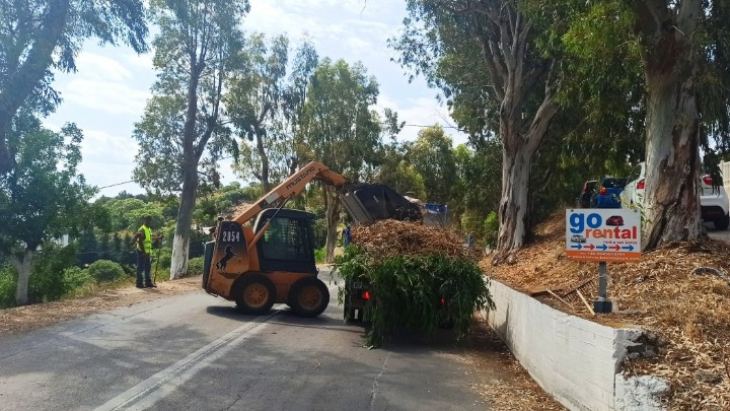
[94,312,277,411]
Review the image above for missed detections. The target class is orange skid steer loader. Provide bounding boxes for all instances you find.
[202,161,421,317]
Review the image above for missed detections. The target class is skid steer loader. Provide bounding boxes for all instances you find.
[202,161,420,317]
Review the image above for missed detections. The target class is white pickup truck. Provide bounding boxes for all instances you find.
[621,162,730,230]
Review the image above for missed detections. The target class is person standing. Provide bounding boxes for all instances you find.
[133,216,156,288]
[342,224,352,247]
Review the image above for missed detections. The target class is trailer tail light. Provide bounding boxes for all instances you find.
[636,179,645,190]
[599,186,608,195]
[440,297,446,306]
[703,175,713,186]
[361,290,371,301]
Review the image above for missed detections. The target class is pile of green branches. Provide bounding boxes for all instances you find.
[336,246,493,347]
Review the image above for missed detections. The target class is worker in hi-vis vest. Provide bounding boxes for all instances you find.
[133,216,157,288]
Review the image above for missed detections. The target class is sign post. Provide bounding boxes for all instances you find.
[565,209,641,313]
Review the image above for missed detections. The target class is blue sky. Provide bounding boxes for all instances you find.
[44,0,465,196]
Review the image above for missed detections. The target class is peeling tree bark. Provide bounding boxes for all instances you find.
[455,2,559,263]
[633,0,703,249]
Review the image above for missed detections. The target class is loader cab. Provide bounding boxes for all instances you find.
[253,208,317,274]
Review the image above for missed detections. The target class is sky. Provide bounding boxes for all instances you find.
[44,0,466,196]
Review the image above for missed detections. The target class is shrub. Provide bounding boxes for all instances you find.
[336,246,493,347]
[30,244,78,303]
[482,211,499,248]
[185,257,205,277]
[314,247,326,263]
[0,264,17,308]
[61,267,93,297]
[87,260,126,282]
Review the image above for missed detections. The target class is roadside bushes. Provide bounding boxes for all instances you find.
[185,257,205,277]
[0,264,16,308]
[87,260,126,282]
[336,246,493,346]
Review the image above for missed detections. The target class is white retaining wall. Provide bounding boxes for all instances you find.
[481,279,668,411]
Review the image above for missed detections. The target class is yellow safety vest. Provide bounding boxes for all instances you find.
[138,225,152,254]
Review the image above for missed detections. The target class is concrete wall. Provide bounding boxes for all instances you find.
[482,279,668,411]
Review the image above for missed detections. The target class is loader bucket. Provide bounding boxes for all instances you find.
[340,184,422,225]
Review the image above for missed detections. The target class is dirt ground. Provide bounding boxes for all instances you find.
[482,213,730,410]
[0,276,201,335]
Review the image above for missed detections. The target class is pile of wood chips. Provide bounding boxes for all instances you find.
[352,219,471,259]
[482,212,730,410]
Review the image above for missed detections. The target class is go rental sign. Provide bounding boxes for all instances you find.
[565,209,641,262]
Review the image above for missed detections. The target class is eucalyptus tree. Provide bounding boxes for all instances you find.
[227,34,289,191]
[394,0,560,262]
[133,0,248,279]
[0,0,148,174]
[407,125,456,204]
[298,59,382,263]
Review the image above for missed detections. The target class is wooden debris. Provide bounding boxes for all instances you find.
[482,211,730,410]
[575,289,595,316]
[352,219,471,259]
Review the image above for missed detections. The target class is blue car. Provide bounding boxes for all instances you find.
[591,177,627,209]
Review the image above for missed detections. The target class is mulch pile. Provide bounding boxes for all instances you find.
[482,212,730,410]
[352,219,471,259]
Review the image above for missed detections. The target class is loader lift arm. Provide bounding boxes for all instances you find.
[233,161,347,226]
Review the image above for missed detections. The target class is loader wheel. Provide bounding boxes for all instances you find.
[234,274,276,315]
[289,277,329,317]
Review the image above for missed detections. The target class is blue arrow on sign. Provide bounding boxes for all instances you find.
[622,245,634,251]
[596,244,608,251]
[570,244,582,250]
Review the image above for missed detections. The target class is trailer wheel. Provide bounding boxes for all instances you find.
[289,277,329,317]
[234,274,276,315]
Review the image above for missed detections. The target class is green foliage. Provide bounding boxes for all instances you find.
[0,0,147,173]
[314,247,326,263]
[0,264,16,308]
[336,246,492,347]
[0,121,94,252]
[185,257,205,277]
[87,260,126,283]
[407,125,456,203]
[483,212,499,248]
[375,141,427,200]
[102,198,165,231]
[29,244,77,303]
[61,267,93,297]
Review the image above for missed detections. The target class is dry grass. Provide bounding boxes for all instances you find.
[482,212,730,410]
[0,276,201,335]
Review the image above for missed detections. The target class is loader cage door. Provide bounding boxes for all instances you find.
[254,209,317,274]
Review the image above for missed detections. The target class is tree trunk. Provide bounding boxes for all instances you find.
[255,132,270,191]
[170,165,198,279]
[494,145,533,264]
[635,0,702,250]
[170,63,202,280]
[11,249,34,306]
[324,186,340,263]
[642,70,701,249]
[0,0,70,174]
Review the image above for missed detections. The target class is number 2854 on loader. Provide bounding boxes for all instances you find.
[202,161,421,317]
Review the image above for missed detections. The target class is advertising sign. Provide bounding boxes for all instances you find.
[565,209,641,262]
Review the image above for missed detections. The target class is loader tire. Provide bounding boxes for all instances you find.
[234,274,276,315]
[289,277,329,318]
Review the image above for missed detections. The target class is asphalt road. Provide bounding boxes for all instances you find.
[0,271,492,411]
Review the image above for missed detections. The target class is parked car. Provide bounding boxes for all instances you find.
[621,162,730,230]
[592,177,626,209]
[571,234,587,243]
[577,180,598,208]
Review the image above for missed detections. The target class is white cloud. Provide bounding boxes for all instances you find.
[62,78,149,116]
[377,94,468,144]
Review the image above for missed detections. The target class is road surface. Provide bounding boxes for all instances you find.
[0,271,549,411]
